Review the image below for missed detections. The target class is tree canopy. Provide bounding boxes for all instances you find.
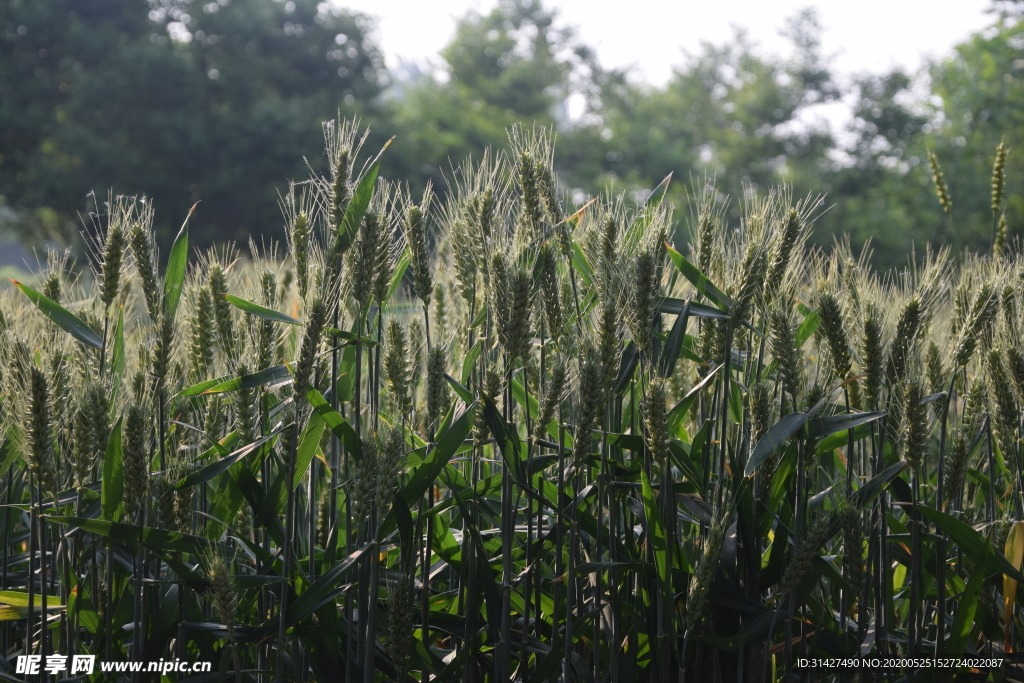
[1,0,385,245]
[2,0,1021,268]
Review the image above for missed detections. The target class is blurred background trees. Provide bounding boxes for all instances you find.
[1,0,386,247]
[2,0,1022,269]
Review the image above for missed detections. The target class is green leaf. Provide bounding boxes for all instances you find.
[110,306,125,380]
[289,543,371,626]
[462,338,483,384]
[948,541,989,654]
[223,294,302,325]
[102,417,123,522]
[337,331,358,401]
[667,363,721,436]
[570,239,595,288]
[657,296,727,320]
[815,423,873,454]
[665,245,734,310]
[48,517,222,556]
[292,414,324,490]
[201,364,292,395]
[469,302,488,329]
[509,375,539,422]
[659,294,691,378]
[445,374,474,405]
[482,397,526,484]
[325,328,378,347]
[745,412,808,477]
[306,388,362,460]
[178,374,233,397]
[795,308,820,348]
[0,604,65,621]
[431,514,463,571]
[621,176,670,249]
[173,427,285,492]
[805,411,886,440]
[918,505,1024,584]
[163,204,194,321]
[10,280,104,348]
[334,143,388,256]
[0,435,20,484]
[388,244,410,301]
[640,468,669,590]
[398,404,476,509]
[693,610,782,652]
[0,591,64,608]
[853,461,910,509]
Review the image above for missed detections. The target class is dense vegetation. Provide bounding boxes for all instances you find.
[1,117,1023,681]
[2,0,1024,266]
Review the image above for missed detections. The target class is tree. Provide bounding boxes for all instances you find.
[926,15,1024,248]
[558,10,840,238]
[0,0,385,248]
[381,0,597,192]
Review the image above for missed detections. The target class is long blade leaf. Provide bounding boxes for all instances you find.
[10,280,104,348]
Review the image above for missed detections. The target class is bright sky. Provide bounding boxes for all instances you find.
[335,0,996,86]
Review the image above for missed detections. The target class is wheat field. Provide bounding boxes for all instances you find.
[0,120,1021,682]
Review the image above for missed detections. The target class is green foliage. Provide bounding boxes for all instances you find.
[0,0,386,245]
[4,0,1024,271]
[3,109,1024,680]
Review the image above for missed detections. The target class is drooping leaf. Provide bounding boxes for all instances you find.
[173,427,285,492]
[657,295,727,320]
[307,388,362,460]
[815,423,873,454]
[325,328,378,347]
[663,444,704,491]
[49,517,223,556]
[665,245,734,310]
[667,363,721,435]
[918,505,1024,584]
[281,544,371,628]
[804,411,886,439]
[745,412,808,477]
[201,364,292,395]
[852,461,910,509]
[398,404,476,509]
[10,280,104,348]
[223,294,303,325]
[178,374,233,397]
[446,374,474,405]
